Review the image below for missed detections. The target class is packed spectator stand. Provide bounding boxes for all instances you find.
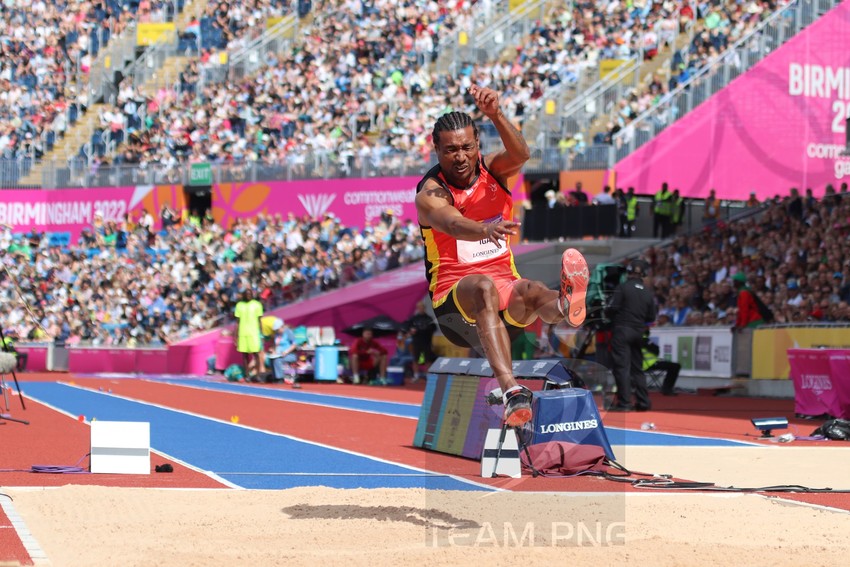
[0,0,195,185]
[645,185,850,327]
[593,0,793,147]
[100,0,692,178]
[2,184,849,347]
[0,207,423,346]
[2,0,759,186]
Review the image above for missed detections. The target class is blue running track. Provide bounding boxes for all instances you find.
[162,379,757,448]
[23,382,488,491]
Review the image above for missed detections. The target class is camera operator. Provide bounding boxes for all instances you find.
[607,259,657,411]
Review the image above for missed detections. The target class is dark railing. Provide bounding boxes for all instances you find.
[522,204,619,241]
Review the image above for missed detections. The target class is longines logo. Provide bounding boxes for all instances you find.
[802,374,832,391]
[298,193,336,218]
[538,419,598,434]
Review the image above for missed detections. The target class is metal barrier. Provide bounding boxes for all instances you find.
[434,0,507,74]
[88,23,140,104]
[201,15,304,86]
[551,58,641,141]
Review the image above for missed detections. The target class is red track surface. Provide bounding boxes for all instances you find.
[2,373,849,565]
[0,505,32,566]
[0,387,227,489]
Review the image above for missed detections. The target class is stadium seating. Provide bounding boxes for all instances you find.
[0,0,806,186]
[0,210,423,346]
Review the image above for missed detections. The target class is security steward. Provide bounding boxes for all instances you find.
[607,259,657,411]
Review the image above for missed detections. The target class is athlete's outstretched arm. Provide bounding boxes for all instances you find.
[415,180,518,248]
[468,84,530,183]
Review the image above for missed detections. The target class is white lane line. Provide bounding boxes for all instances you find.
[52,382,498,492]
[147,378,421,420]
[0,494,50,565]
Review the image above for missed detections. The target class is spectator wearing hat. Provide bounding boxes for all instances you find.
[786,280,804,308]
[731,272,764,330]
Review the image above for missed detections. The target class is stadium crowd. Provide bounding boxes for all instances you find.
[0,207,424,346]
[2,184,848,349]
[597,0,791,145]
[647,185,850,327]
[92,0,694,176]
[0,0,797,179]
[0,0,188,165]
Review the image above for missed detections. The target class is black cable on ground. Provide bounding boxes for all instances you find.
[604,459,850,492]
[630,479,850,493]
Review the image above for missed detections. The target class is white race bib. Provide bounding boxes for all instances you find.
[457,237,508,264]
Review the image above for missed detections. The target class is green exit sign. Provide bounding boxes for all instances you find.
[189,163,212,186]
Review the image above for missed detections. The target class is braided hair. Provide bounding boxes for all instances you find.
[432,111,479,146]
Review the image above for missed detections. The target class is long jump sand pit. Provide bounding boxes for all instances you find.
[8,445,850,566]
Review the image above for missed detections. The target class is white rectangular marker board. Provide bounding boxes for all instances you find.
[90,421,151,474]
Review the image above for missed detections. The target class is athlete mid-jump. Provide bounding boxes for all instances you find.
[415,84,590,427]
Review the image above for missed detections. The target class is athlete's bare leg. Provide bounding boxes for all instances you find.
[454,274,517,393]
[507,248,589,328]
[505,280,563,326]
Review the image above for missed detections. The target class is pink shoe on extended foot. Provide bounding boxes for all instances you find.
[560,248,590,327]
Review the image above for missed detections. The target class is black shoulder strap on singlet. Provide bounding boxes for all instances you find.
[416,164,453,206]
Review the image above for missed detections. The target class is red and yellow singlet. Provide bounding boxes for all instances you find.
[416,159,521,309]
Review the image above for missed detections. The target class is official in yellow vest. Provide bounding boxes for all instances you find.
[623,187,639,238]
[642,339,680,396]
[653,182,673,239]
[1,330,27,372]
[670,189,685,235]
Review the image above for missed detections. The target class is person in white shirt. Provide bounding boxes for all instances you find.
[593,185,616,205]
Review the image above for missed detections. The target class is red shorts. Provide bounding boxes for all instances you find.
[434,276,520,320]
[432,277,526,350]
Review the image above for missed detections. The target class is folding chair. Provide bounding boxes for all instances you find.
[645,365,666,392]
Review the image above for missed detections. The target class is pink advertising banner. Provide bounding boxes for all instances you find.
[65,346,169,374]
[15,345,48,372]
[0,186,136,241]
[209,176,420,230]
[787,349,850,419]
[615,3,850,200]
[0,177,423,241]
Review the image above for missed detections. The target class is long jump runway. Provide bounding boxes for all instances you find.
[19,381,484,491]
[12,376,782,493]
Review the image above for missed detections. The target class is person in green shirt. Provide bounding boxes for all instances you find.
[234,288,264,381]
